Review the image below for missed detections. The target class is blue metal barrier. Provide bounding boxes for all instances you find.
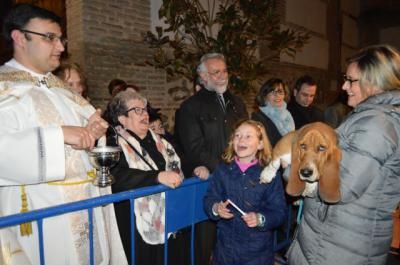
[0,178,209,265]
[0,177,292,265]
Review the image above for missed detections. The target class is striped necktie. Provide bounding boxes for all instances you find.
[217,93,226,112]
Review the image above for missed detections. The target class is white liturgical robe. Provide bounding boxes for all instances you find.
[0,59,127,265]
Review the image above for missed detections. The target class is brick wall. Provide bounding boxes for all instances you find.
[65,0,189,131]
[64,0,346,132]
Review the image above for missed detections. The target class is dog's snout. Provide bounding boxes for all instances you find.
[300,168,313,179]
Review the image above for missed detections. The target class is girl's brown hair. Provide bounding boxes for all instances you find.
[222,119,272,167]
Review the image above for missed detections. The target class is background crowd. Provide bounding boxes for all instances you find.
[0,3,399,265]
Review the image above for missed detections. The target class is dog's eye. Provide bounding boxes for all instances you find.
[318,145,327,152]
[300,143,307,150]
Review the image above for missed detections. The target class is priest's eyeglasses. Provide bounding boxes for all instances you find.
[343,75,359,86]
[126,107,148,115]
[19,29,68,46]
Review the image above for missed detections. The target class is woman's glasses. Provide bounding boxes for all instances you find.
[270,89,285,96]
[343,75,359,86]
[126,107,148,115]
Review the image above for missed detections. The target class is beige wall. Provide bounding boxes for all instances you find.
[282,0,328,70]
[341,0,359,71]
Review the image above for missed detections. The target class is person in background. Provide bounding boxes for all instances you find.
[103,90,209,265]
[204,119,287,265]
[148,106,166,136]
[0,4,127,264]
[176,52,248,265]
[148,106,182,156]
[54,61,89,99]
[324,89,352,128]
[287,44,400,265]
[287,75,324,129]
[125,83,140,93]
[108,78,126,97]
[107,78,140,98]
[252,78,295,147]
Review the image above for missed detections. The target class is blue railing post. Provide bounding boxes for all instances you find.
[38,219,45,265]
[88,208,94,265]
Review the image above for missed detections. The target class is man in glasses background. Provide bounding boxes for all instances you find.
[0,4,126,264]
[287,74,324,129]
[176,52,248,265]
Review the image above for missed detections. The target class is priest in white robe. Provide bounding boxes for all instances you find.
[0,4,127,265]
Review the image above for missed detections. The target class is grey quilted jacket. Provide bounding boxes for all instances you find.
[287,91,400,265]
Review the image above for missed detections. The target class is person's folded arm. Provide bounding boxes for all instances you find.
[111,152,160,193]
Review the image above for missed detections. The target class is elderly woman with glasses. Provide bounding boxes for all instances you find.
[251,78,295,147]
[103,90,207,265]
[287,45,400,265]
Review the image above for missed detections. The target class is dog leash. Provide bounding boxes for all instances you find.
[296,199,304,224]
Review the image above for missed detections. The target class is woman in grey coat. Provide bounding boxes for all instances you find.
[287,45,400,265]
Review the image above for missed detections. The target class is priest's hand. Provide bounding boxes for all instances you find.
[62,126,96,150]
[86,109,108,139]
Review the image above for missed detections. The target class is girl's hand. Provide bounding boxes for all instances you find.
[193,166,210,180]
[214,201,234,219]
[242,212,258,228]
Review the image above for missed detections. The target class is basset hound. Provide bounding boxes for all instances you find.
[260,122,341,203]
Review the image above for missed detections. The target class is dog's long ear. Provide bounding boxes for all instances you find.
[319,145,341,203]
[286,137,306,196]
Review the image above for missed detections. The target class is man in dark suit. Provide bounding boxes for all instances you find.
[287,75,324,129]
[176,53,248,264]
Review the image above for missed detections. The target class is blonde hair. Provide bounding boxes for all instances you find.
[346,45,400,93]
[222,120,272,167]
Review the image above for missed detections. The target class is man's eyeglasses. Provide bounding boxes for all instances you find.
[343,75,359,86]
[126,107,148,115]
[19,29,68,46]
[270,89,285,96]
[208,69,228,77]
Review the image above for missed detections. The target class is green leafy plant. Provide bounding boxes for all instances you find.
[144,0,310,93]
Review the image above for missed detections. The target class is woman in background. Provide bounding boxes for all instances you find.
[251,78,294,146]
[54,62,89,99]
[103,90,208,265]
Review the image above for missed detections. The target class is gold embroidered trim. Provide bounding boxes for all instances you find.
[19,185,32,236]
[0,71,89,107]
[47,170,96,186]
[0,71,65,88]
[1,243,23,265]
[0,71,36,83]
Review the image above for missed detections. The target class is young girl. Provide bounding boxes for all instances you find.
[204,120,287,265]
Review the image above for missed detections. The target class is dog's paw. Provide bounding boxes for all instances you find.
[259,164,278,183]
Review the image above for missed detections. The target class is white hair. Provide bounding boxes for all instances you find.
[196,53,226,74]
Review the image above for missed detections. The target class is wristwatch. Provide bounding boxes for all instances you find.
[257,213,266,227]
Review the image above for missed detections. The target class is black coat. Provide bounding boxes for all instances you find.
[251,111,282,147]
[287,100,324,129]
[176,88,248,176]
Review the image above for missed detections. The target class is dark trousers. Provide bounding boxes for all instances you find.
[194,220,216,265]
[132,228,190,265]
